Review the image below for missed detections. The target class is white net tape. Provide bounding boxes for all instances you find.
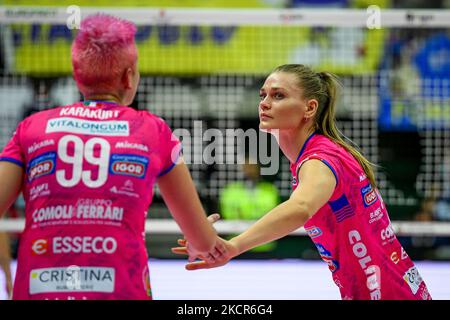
[1,218,450,237]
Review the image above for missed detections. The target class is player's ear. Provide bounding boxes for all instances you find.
[305,98,319,119]
[122,67,133,90]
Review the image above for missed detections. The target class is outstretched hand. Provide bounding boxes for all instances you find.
[172,237,238,270]
[171,213,239,270]
[171,213,222,262]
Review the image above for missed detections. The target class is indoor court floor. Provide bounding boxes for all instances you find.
[1,259,449,300]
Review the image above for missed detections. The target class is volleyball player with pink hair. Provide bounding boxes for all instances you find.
[0,14,224,300]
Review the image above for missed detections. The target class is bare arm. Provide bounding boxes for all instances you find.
[0,162,23,218]
[0,231,12,298]
[176,159,337,270]
[230,159,336,255]
[157,159,217,253]
[0,161,22,297]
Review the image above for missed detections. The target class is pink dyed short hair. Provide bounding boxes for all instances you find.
[72,14,137,96]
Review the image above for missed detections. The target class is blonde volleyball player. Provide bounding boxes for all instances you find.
[173,64,432,300]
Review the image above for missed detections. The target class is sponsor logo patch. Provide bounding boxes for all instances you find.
[28,139,55,154]
[361,184,378,207]
[110,180,139,198]
[403,266,423,295]
[369,207,383,224]
[115,141,149,152]
[60,107,120,120]
[46,117,129,136]
[305,226,322,238]
[110,154,148,178]
[315,243,339,273]
[390,251,400,264]
[27,152,56,182]
[29,183,51,201]
[30,236,117,255]
[31,203,124,228]
[381,224,396,245]
[29,267,115,294]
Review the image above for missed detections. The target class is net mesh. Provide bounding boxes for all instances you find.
[1,8,449,219]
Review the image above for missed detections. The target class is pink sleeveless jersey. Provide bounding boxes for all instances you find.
[291,133,431,300]
[0,101,181,300]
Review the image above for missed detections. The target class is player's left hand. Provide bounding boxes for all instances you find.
[172,237,238,270]
[172,213,222,262]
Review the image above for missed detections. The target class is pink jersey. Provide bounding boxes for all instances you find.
[0,101,181,300]
[291,132,431,300]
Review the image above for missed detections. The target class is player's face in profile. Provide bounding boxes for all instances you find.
[258,72,307,131]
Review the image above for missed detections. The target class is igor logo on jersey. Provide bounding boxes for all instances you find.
[361,184,378,207]
[27,152,56,182]
[110,154,148,178]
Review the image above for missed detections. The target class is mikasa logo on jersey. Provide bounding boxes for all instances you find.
[115,141,149,152]
[30,183,50,200]
[46,117,129,136]
[28,139,55,154]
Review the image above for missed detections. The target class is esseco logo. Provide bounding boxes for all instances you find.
[31,237,118,255]
[32,239,49,255]
[110,154,148,178]
[53,236,117,254]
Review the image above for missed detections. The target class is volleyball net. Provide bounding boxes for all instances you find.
[0,6,450,243]
[1,218,450,237]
